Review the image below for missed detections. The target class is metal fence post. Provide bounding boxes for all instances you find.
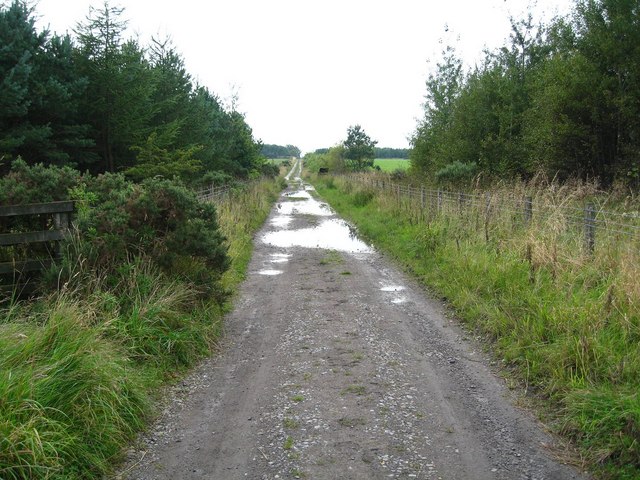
[584,203,596,253]
[524,196,533,226]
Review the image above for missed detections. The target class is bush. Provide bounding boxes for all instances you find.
[0,158,82,205]
[351,189,375,207]
[74,175,229,296]
[0,161,229,299]
[435,161,479,185]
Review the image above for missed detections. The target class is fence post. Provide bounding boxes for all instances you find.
[437,190,442,213]
[484,192,492,243]
[421,186,425,210]
[524,196,533,226]
[584,203,596,253]
[458,192,464,212]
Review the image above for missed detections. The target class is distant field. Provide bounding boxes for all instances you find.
[268,158,293,165]
[374,158,410,172]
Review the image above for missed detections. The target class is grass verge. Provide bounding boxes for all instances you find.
[313,174,640,480]
[0,178,281,479]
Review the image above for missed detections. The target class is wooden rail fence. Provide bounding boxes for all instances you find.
[0,200,74,294]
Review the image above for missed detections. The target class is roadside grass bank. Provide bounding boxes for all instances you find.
[312,174,640,480]
[0,178,281,480]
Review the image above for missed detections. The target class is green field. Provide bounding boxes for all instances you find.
[374,158,410,172]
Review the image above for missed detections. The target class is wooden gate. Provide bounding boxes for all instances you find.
[0,201,74,295]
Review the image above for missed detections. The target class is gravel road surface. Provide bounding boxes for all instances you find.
[119,163,586,479]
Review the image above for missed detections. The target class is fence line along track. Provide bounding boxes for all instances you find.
[196,181,251,203]
[345,173,640,253]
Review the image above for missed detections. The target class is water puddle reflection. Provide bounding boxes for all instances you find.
[275,188,332,217]
[284,190,312,200]
[262,218,372,253]
[277,199,331,216]
[270,216,293,228]
[381,285,405,292]
[269,253,291,264]
[258,269,283,276]
[391,297,407,304]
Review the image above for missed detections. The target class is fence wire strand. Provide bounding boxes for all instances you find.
[347,174,640,247]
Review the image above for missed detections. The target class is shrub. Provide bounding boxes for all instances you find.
[0,161,229,299]
[435,161,479,185]
[351,189,375,207]
[74,175,229,295]
[0,158,81,205]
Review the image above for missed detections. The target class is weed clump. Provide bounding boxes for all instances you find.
[351,189,375,207]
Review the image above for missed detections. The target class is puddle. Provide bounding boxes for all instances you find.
[274,187,332,216]
[381,285,405,292]
[270,216,293,228]
[258,269,283,276]
[269,255,290,264]
[262,218,372,253]
[277,199,332,216]
[391,297,407,304]
[284,190,312,200]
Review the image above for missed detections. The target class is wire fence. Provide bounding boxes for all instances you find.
[196,181,250,203]
[346,173,640,253]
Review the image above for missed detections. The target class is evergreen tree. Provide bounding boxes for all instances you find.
[0,1,92,168]
[75,2,154,172]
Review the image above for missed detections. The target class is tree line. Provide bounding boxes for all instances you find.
[305,125,378,172]
[0,1,273,184]
[313,146,408,159]
[411,0,640,186]
[261,144,301,159]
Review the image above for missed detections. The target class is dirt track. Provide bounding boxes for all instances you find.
[119,163,586,479]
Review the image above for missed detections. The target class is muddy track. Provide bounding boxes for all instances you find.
[119,163,586,479]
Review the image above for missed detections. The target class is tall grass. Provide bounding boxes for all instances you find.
[217,177,284,294]
[0,178,280,479]
[313,174,640,479]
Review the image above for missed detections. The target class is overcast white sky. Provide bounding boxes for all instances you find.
[31,0,575,153]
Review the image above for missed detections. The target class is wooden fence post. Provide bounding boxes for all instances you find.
[437,190,443,213]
